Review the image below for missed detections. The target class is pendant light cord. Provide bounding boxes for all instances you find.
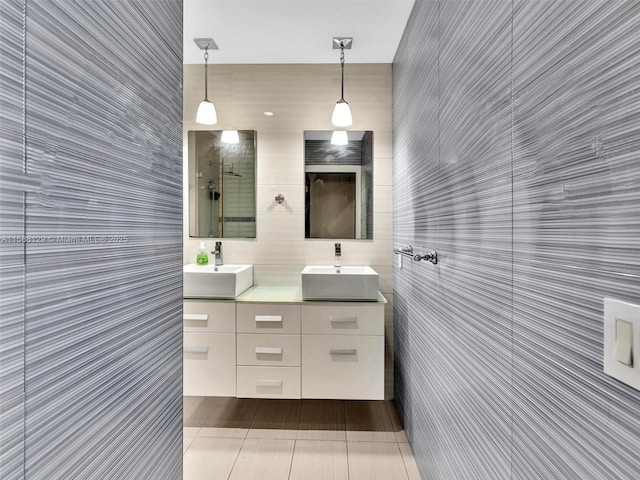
[203,48,209,101]
[340,43,345,100]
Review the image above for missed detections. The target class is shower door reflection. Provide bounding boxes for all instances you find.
[188,130,256,238]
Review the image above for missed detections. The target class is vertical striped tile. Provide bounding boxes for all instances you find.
[393,4,441,479]
[393,1,640,479]
[512,1,640,479]
[435,2,513,479]
[0,1,183,479]
[394,1,513,479]
[0,1,26,479]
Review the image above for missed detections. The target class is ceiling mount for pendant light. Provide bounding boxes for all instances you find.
[195,38,219,125]
[331,37,353,127]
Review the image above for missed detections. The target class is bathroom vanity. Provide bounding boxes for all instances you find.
[183,286,386,400]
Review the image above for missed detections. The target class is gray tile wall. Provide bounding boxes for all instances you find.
[1,1,183,479]
[393,1,640,479]
[1,1,27,478]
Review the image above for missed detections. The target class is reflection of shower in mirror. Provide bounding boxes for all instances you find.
[188,130,256,239]
[208,180,221,201]
[224,163,243,177]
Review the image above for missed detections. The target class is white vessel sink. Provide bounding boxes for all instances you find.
[183,264,253,298]
[301,265,379,301]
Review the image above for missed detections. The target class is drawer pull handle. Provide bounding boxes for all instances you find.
[329,316,357,323]
[330,348,357,355]
[183,346,209,354]
[184,314,208,322]
[256,379,282,387]
[255,315,282,323]
[255,347,283,355]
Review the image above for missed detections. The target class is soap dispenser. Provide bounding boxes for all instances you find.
[196,242,209,265]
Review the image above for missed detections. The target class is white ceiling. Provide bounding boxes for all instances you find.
[184,0,415,64]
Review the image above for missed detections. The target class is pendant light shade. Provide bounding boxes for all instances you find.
[331,130,349,145]
[196,100,217,125]
[332,37,353,127]
[221,130,239,144]
[331,100,352,127]
[195,38,218,125]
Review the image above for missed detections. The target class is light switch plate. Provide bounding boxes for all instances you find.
[604,298,640,390]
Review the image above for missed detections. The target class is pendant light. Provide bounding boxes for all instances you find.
[221,130,240,144]
[195,38,218,125]
[331,37,353,127]
[331,130,348,145]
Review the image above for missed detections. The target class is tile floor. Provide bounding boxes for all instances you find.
[184,396,422,480]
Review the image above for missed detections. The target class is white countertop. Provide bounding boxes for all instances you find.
[234,285,387,304]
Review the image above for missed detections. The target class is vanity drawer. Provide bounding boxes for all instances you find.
[301,304,384,336]
[184,333,236,397]
[237,334,301,367]
[302,335,384,400]
[183,300,236,333]
[237,366,301,399]
[237,303,301,334]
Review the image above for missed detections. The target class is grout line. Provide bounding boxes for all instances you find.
[198,397,220,428]
[346,439,351,480]
[248,398,261,430]
[392,442,408,480]
[21,3,27,476]
[182,435,196,457]
[227,423,253,480]
[398,442,420,480]
[296,398,303,431]
[509,3,515,480]
[384,400,398,431]
[287,439,297,480]
[380,400,394,429]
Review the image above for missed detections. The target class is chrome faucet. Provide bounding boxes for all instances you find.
[334,243,342,267]
[213,241,223,266]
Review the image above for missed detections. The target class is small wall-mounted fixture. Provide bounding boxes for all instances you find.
[225,164,242,177]
[330,130,348,145]
[195,38,218,125]
[331,37,353,127]
[394,245,438,265]
[274,194,285,204]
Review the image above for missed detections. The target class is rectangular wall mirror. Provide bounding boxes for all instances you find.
[188,130,256,238]
[304,131,373,239]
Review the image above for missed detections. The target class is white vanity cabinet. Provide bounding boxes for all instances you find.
[301,303,385,400]
[183,300,236,397]
[184,287,385,400]
[236,303,302,398]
